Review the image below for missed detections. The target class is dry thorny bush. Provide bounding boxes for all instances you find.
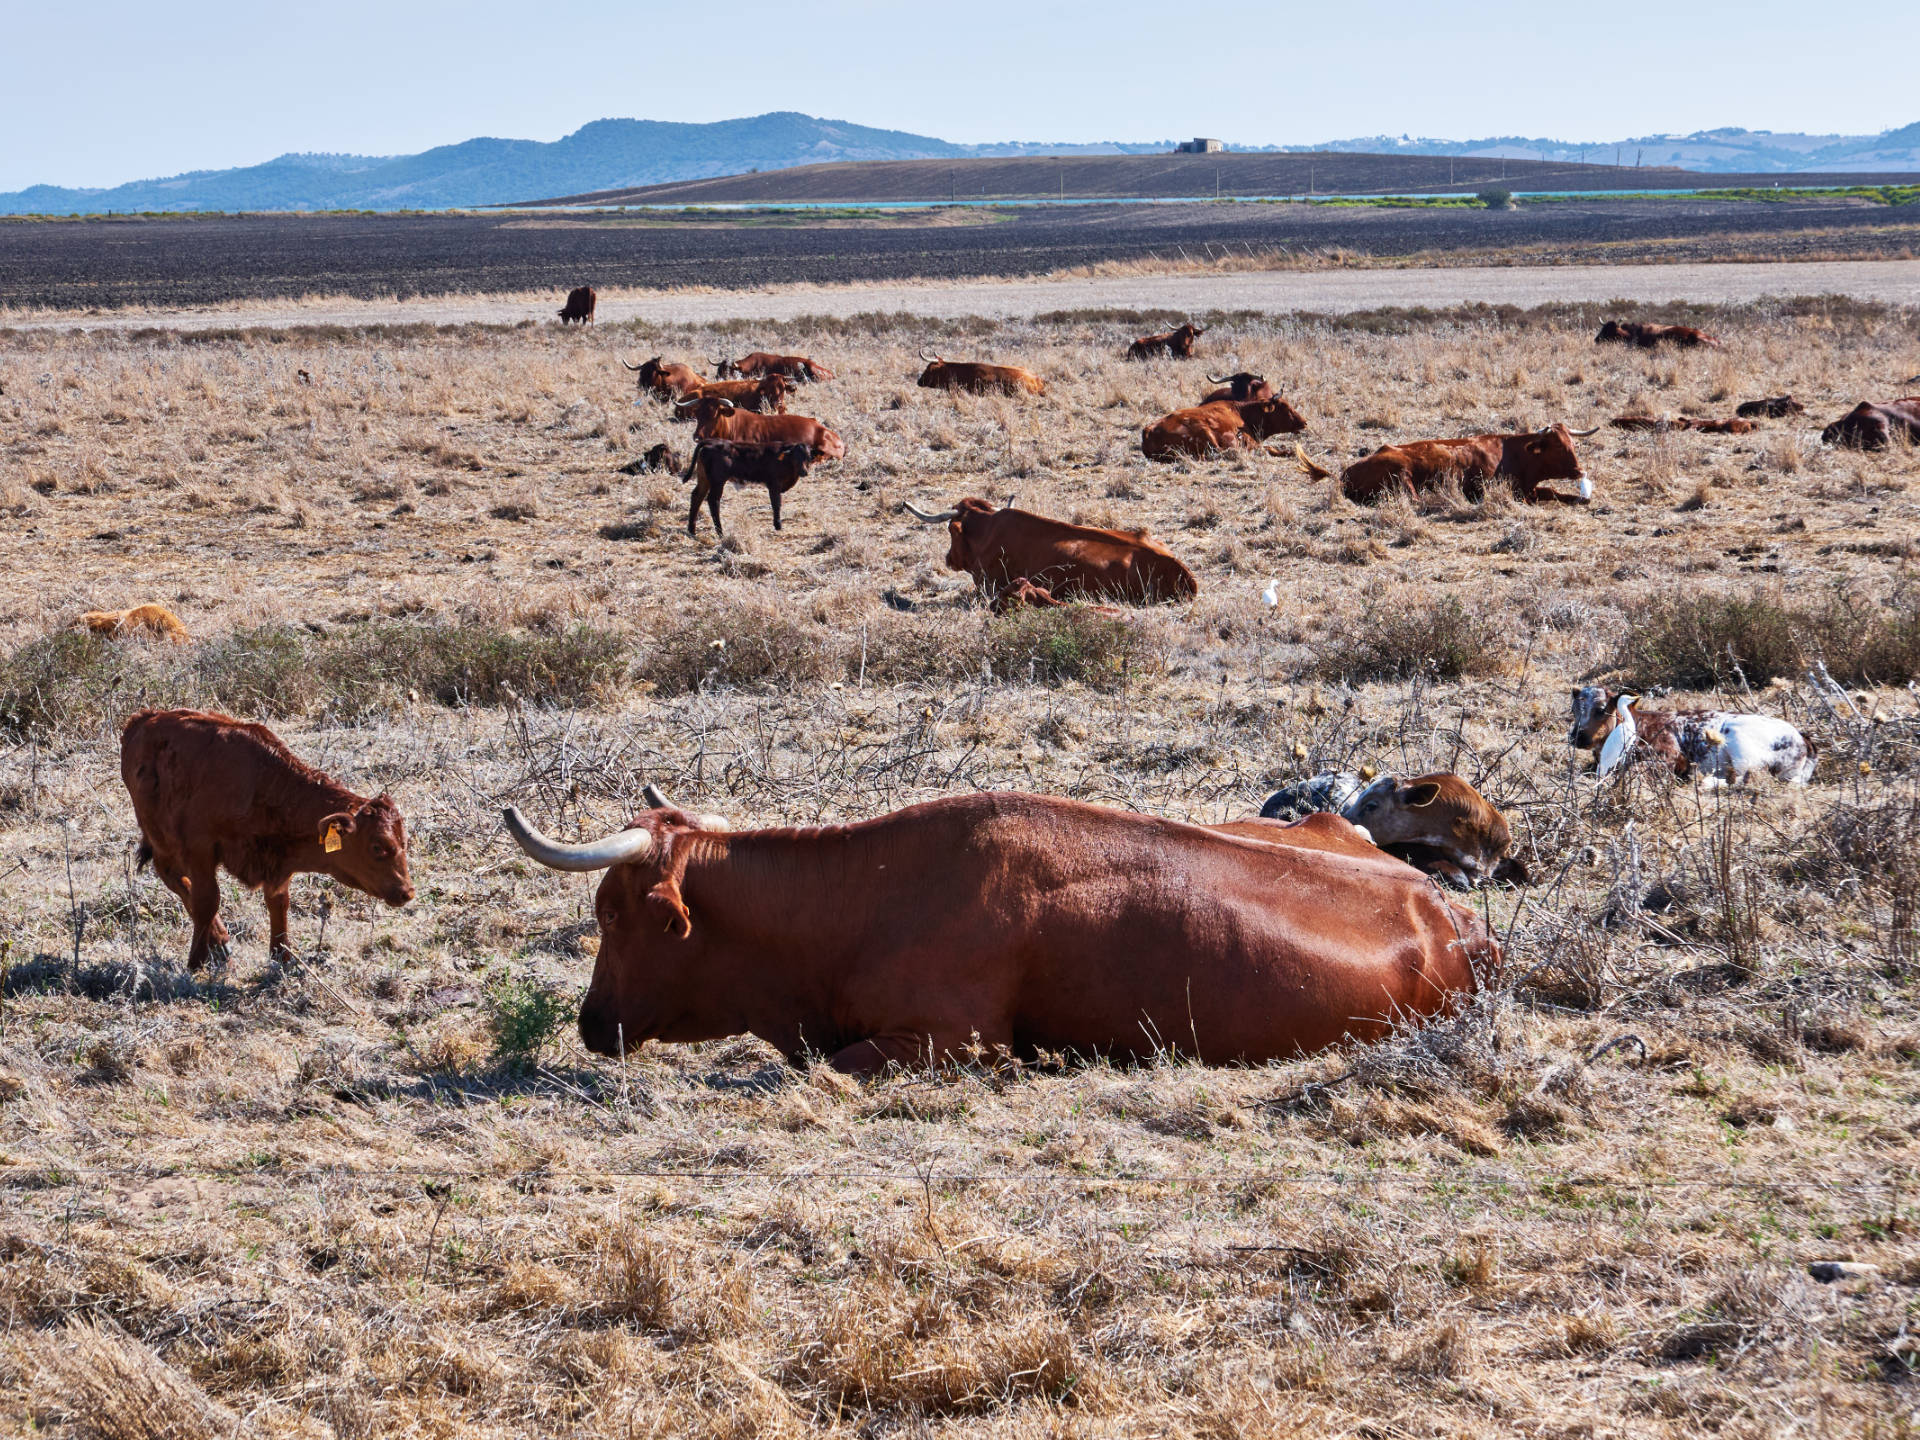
[2,299,1920,1436]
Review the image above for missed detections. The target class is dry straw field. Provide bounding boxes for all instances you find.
[2,295,1920,1437]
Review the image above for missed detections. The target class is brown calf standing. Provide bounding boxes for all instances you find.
[121,709,413,969]
[558,285,596,324]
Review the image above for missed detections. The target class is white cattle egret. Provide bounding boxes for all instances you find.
[1261,579,1279,608]
[1595,694,1638,779]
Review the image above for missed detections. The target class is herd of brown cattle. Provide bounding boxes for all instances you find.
[77,298,1914,1075]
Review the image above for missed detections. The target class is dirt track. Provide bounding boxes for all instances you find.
[10,258,1918,332]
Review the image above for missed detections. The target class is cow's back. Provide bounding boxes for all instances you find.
[787,796,1491,1062]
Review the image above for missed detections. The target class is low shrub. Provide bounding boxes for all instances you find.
[1315,592,1507,682]
[1616,585,1920,689]
[986,606,1158,690]
[637,602,841,696]
[0,620,630,738]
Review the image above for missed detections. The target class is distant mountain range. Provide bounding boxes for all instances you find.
[1285,124,1920,174]
[3,116,1916,215]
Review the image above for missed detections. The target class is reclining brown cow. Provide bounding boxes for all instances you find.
[667,374,793,416]
[677,395,845,461]
[1595,320,1719,348]
[1199,372,1274,404]
[502,789,1499,1072]
[1244,771,1526,889]
[904,497,1197,609]
[1298,423,1599,505]
[1128,322,1205,360]
[1610,414,1753,434]
[1822,398,1920,450]
[1141,397,1307,460]
[714,352,835,383]
[917,352,1046,396]
[624,356,705,400]
[122,709,414,969]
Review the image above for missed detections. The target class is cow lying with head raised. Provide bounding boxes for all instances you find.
[624,356,706,401]
[714,352,834,383]
[904,497,1197,608]
[1128,322,1205,360]
[1298,424,1599,505]
[122,709,414,969]
[1199,372,1275,404]
[1821,398,1920,451]
[1141,397,1307,460]
[503,788,1499,1072]
[558,285,596,324]
[1595,320,1719,348]
[666,374,793,416]
[683,441,815,538]
[916,353,1046,396]
[678,395,845,461]
[1568,687,1816,784]
[1254,771,1526,888]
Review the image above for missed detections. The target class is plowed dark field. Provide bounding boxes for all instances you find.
[4,194,1917,311]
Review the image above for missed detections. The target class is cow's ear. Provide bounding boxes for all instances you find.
[1402,783,1441,808]
[318,811,356,851]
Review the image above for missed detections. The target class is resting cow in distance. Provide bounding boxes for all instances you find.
[1595,320,1719,349]
[1141,397,1307,460]
[903,497,1197,608]
[1253,771,1526,888]
[1298,423,1599,506]
[1128,322,1206,360]
[714,352,834,383]
[121,709,413,969]
[502,789,1500,1073]
[1821,398,1920,451]
[916,353,1046,396]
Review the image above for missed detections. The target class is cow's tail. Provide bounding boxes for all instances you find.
[681,445,703,486]
[135,839,153,871]
[1294,443,1334,481]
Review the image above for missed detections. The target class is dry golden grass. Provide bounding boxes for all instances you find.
[2,298,1920,1437]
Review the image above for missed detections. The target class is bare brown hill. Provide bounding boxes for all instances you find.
[506,151,1920,207]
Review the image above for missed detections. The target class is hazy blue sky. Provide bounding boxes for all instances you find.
[6,0,1915,191]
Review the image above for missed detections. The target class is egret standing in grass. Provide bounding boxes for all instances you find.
[1261,579,1279,608]
[1595,694,1638,779]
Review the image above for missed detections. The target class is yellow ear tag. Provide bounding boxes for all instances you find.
[324,824,343,853]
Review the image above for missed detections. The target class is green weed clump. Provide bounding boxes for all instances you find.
[483,974,577,1071]
[987,606,1158,690]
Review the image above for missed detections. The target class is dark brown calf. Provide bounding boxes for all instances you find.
[683,441,815,537]
[121,709,413,969]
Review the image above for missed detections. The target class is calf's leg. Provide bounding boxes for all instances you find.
[184,860,227,971]
[262,877,294,963]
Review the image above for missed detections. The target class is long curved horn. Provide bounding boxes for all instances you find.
[622,356,642,372]
[502,806,652,872]
[673,395,700,408]
[1564,425,1602,437]
[919,349,943,363]
[902,501,960,523]
[1206,373,1229,384]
